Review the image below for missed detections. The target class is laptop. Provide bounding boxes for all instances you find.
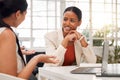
[71,40,120,77]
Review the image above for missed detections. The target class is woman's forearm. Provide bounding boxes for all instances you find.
[17,56,38,79]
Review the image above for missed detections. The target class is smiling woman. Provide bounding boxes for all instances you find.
[44,6,96,67]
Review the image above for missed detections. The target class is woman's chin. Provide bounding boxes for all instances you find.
[64,30,70,34]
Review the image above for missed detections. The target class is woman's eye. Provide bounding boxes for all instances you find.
[64,18,67,21]
[71,20,75,23]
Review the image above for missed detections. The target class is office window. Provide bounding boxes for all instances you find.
[17,0,61,49]
[17,0,120,50]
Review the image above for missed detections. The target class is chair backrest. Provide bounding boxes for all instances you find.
[0,73,25,80]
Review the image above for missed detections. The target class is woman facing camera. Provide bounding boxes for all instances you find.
[44,6,96,66]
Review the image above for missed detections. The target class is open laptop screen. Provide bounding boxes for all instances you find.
[101,40,109,74]
[70,40,109,74]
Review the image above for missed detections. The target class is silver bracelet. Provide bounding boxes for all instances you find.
[79,36,84,41]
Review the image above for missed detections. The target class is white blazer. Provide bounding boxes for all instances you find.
[44,28,96,66]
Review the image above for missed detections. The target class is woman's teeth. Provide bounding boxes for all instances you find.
[65,27,71,31]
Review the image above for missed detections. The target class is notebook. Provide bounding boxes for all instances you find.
[71,40,120,77]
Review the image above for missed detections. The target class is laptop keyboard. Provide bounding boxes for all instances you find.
[71,67,101,74]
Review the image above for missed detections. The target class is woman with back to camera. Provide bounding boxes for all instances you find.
[0,0,58,79]
[44,6,96,66]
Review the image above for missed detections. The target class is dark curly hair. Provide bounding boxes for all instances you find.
[63,6,82,21]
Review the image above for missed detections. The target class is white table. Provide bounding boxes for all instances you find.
[38,64,120,80]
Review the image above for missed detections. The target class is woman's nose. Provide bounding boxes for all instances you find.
[65,20,70,26]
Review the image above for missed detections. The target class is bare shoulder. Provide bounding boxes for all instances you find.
[0,28,16,42]
[0,28,16,52]
[0,28,17,75]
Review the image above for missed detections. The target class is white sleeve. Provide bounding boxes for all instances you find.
[44,35,67,66]
[82,46,97,63]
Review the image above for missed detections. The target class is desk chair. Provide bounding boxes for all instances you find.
[0,73,24,80]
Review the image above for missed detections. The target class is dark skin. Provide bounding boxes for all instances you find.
[61,11,88,48]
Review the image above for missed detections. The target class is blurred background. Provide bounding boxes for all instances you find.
[15,0,120,63]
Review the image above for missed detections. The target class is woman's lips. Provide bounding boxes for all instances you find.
[64,27,71,31]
